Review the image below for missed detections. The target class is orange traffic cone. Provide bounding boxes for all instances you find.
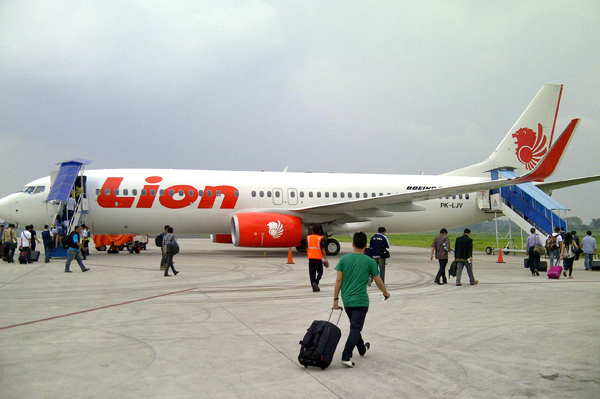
[286,248,294,264]
[496,249,505,263]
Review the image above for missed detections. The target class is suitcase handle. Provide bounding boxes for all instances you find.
[328,307,344,325]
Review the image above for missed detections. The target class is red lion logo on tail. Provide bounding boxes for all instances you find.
[512,124,548,170]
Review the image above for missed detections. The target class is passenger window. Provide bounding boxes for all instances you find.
[309,192,313,198]
[234,191,239,197]
[199,190,204,196]
[105,189,110,195]
[160,190,165,196]
[207,190,212,197]
[96,189,100,195]
[290,191,295,198]
[332,192,337,198]
[317,192,321,198]
[114,189,119,195]
[142,189,147,196]
[252,191,256,197]
[151,189,156,196]
[216,190,221,197]
[123,189,128,195]
[452,195,456,199]
[300,192,304,198]
[465,194,470,200]
[371,193,376,197]
[275,191,280,198]
[340,192,344,198]
[132,189,138,195]
[325,192,329,198]
[459,194,463,199]
[348,192,352,198]
[379,193,383,196]
[356,192,360,198]
[267,191,271,197]
[259,191,264,197]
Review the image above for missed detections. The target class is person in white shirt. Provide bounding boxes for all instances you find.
[20,225,32,263]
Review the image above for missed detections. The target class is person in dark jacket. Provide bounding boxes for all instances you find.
[454,228,478,286]
[369,227,390,283]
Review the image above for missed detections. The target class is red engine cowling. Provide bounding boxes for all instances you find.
[231,213,304,248]
[210,234,233,244]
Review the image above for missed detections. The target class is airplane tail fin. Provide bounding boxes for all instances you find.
[444,83,563,177]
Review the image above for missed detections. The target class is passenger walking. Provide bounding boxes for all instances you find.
[30,224,41,252]
[430,228,452,285]
[66,194,76,221]
[20,225,32,263]
[546,226,564,266]
[561,232,579,278]
[333,232,390,368]
[454,228,478,286]
[369,227,390,283]
[65,225,90,273]
[571,231,581,261]
[159,225,169,271]
[1,224,5,260]
[526,228,543,276]
[306,225,327,292]
[581,231,597,271]
[163,227,179,277]
[41,225,53,263]
[3,224,17,263]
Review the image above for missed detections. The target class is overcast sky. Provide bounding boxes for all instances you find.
[1,1,599,224]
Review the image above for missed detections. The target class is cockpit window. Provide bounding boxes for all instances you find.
[34,186,45,194]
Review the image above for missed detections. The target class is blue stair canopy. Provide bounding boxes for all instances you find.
[46,159,92,203]
[494,169,568,235]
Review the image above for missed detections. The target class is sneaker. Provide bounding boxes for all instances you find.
[470,280,479,285]
[160,267,166,270]
[535,270,540,276]
[563,270,567,277]
[456,283,462,286]
[65,270,72,273]
[174,271,179,276]
[360,342,370,357]
[568,276,573,279]
[82,268,90,272]
[341,359,355,368]
[311,282,320,292]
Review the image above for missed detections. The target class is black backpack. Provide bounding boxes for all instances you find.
[155,233,163,247]
[61,232,76,249]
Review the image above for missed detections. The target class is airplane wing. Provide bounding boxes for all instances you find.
[535,174,600,194]
[290,118,580,219]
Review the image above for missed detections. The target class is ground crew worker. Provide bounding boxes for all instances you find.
[307,225,327,292]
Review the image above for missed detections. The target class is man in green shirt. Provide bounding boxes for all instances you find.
[333,232,390,367]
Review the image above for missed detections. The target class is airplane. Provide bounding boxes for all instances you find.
[1,83,599,255]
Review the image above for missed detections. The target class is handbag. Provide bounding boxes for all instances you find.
[380,247,390,259]
[532,245,545,256]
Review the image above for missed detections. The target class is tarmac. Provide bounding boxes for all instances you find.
[1,239,599,399]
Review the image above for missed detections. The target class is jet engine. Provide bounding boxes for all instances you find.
[231,213,304,248]
[210,234,233,244]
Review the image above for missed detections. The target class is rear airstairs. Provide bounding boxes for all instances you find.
[480,169,569,256]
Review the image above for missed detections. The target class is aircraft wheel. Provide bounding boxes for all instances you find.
[96,245,107,251]
[325,239,340,256]
[485,247,493,255]
[504,250,510,255]
[126,243,133,253]
[296,239,308,253]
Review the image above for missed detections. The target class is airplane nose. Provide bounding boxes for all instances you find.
[0,194,13,222]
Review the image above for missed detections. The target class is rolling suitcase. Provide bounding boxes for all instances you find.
[591,256,600,271]
[18,251,28,264]
[30,250,40,262]
[538,261,548,272]
[547,265,562,279]
[298,307,343,370]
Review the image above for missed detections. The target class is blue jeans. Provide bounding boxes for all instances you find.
[549,249,560,266]
[456,261,475,284]
[375,257,386,282]
[65,250,86,271]
[44,244,52,262]
[584,253,594,270]
[342,307,369,361]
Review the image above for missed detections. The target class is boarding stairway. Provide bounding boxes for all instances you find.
[45,159,91,258]
[486,169,569,254]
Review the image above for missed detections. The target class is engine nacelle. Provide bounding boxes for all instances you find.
[231,213,303,248]
[210,234,233,244]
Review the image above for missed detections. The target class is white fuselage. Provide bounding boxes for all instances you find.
[0,169,494,236]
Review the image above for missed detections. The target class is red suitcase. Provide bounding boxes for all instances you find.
[547,265,562,279]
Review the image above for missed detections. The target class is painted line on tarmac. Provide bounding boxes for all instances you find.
[0,287,196,331]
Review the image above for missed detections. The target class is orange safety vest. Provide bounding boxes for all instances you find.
[307,235,323,259]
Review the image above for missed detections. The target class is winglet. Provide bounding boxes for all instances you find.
[515,118,580,183]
